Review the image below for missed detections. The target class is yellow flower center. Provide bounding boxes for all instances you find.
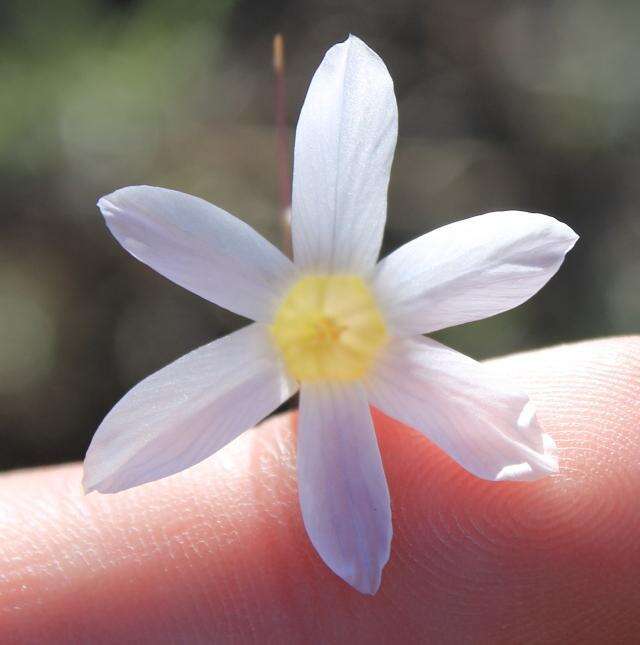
[271,275,387,382]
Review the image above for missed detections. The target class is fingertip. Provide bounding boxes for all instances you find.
[1,337,639,642]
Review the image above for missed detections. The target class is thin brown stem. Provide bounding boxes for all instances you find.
[273,33,292,258]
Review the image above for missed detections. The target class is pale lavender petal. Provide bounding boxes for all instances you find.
[83,324,297,493]
[373,211,578,335]
[292,35,398,273]
[365,336,558,481]
[297,382,392,594]
[98,186,297,322]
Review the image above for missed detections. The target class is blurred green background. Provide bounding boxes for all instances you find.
[1,0,638,471]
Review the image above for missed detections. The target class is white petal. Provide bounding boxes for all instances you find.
[297,382,391,594]
[98,186,297,322]
[364,336,558,481]
[373,211,578,334]
[83,324,297,493]
[291,35,398,274]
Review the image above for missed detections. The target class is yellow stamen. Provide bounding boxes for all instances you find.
[271,275,387,382]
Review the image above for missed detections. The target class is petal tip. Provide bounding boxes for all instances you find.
[555,219,579,251]
[81,474,97,495]
[515,402,560,478]
[341,563,384,595]
[345,33,362,46]
[82,474,118,495]
[541,432,560,474]
[96,195,110,209]
[355,579,381,596]
[329,33,368,61]
[82,460,107,493]
[548,216,579,254]
[341,533,390,595]
[97,185,153,212]
[82,460,118,495]
[97,194,118,218]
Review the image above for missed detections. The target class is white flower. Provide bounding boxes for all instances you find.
[83,35,578,595]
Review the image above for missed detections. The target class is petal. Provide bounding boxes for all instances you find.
[373,211,578,334]
[364,336,558,481]
[291,35,398,274]
[83,324,297,493]
[297,382,392,594]
[98,186,297,322]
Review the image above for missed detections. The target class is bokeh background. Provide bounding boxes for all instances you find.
[1,0,638,471]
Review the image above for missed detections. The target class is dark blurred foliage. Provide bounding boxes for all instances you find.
[1,0,638,471]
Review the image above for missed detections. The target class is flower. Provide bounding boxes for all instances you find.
[83,35,578,595]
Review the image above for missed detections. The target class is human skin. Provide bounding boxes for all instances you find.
[0,336,638,644]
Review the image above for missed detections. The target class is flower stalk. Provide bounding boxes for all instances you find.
[273,33,292,258]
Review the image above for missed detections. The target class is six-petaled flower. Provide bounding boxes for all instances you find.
[83,35,578,595]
